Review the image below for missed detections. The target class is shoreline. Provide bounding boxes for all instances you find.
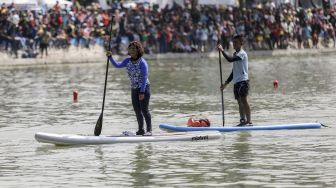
[1,46,336,68]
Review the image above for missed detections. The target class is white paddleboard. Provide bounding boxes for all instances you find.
[35,131,222,146]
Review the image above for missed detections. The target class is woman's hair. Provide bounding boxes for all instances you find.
[128,41,144,59]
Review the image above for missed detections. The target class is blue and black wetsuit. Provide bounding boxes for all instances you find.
[108,56,152,134]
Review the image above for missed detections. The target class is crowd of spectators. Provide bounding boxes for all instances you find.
[0,1,335,58]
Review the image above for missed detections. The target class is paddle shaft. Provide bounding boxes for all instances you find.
[218,49,225,127]
[101,17,115,120]
[94,16,115,136]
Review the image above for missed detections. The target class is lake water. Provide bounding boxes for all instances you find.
[0,53,335,187]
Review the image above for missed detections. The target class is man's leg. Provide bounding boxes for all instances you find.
[240,96,251,124]
[237,99,246,122]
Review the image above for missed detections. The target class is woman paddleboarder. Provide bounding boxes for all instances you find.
[106,41,152,136]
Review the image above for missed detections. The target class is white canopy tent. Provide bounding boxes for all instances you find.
[0,0,39,10]
[130,0,237,8]
[117,0,185,10]
[38,0,73,10]
[198,0,238,6]
[98,0,110,10]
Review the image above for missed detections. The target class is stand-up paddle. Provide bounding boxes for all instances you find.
[218,41,225,127]
[94,16,115,136]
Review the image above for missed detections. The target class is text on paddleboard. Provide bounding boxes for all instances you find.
[191,135,209,141]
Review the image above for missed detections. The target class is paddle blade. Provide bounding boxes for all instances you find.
[94,113,103,136]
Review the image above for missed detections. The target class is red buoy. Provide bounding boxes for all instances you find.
[73,90,78,102]
[273,80,279,89]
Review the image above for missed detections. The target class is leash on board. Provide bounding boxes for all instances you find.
[320,123,328,128]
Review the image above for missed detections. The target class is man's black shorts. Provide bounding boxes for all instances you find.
[234,80,249,99]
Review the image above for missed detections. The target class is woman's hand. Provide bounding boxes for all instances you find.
[106,51,112,57]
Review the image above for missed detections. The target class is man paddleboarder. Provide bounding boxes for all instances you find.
[217,35,252,126]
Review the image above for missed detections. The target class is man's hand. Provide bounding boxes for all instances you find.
[220,82,228,91]
[139,94,145,101]
[217,44,224,53]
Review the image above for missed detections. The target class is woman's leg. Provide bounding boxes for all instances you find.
[132,89,144,134]
[140,86,152,132]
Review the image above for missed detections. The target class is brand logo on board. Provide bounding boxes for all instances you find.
[191,135,208,140]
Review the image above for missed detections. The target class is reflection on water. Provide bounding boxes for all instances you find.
[232,132,252,162]
[220,132,253,185]
[0,53,336,187]
[94,146,108,177]
[130,144,153,187]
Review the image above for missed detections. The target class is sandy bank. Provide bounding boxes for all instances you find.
[1,45,335,68]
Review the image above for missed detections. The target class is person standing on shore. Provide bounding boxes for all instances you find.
[38,26,51,58]
[106,41,152,136]
[217,35,252,126]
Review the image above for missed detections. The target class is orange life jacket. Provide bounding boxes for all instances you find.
[187,117,210,127]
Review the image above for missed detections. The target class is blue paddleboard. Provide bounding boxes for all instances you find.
[159,123,322,132]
